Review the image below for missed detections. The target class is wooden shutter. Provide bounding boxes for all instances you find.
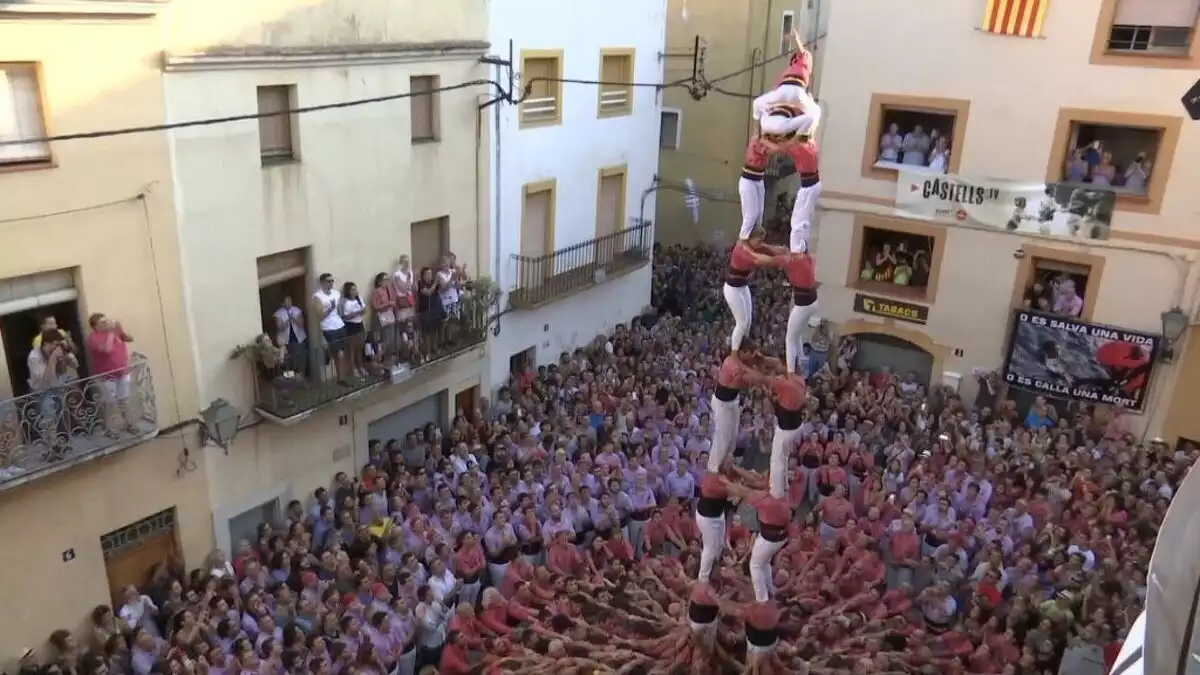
[1115,0,1199,26]
[596,173,624,239]
[410,76,437,141]
[0,64,50,163]
[521,188,552,258]
[256,86,293,158]
[660,111,680,149]
[521,57,559,122]
[411,217,448,269]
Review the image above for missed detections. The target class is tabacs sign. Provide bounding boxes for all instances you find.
[853,294,929,325]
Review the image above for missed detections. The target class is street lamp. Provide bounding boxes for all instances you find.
[199,398,243,451]
[1159,307,1190,362]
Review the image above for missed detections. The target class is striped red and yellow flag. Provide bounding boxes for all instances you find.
[983,0,1049,37]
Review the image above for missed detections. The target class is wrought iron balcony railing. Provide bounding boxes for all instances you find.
[509,222,652,309]
[248,295,494,423]
[0,354,158,491]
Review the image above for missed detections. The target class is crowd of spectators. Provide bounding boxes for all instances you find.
[15,244,1190,675]
[875,122,952,174]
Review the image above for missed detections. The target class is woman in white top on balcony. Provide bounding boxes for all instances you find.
[393,255,416,322]
[340,282,367,379]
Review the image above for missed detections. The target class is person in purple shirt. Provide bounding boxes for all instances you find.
[541,502,577,543]
[483,510,518,585]
[954,482,989,521]
[665,462,696,501]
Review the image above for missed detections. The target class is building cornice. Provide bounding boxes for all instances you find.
[0,0,167,18]
[164,41,490,72]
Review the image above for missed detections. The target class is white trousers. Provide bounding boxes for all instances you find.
[760,106,822,137]
[769,425,801,498]
[790,180,822,253]
[749,534,787,602]
[487,562,509,588]
[697,513,726,582]
[752,84,813,121]
[709,394,740,471]
[785,301,819,375]
[737,177,765,240]
[723,283,753,350]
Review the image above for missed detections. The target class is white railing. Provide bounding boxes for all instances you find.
[521,97,558,122]
[600,89,630,111]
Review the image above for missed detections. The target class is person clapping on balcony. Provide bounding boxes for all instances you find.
[86,313,138,437]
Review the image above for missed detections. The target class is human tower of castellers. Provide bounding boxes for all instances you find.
[688,28,823,673]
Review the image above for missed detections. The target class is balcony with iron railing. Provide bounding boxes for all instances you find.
[509,222,653,309]
[0,354,158,491]
[243,292,497,424]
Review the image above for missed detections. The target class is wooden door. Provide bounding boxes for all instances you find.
[455,386,479,419]
[101,509,181,606]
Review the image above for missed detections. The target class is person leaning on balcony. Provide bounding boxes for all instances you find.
[31,314,75,351]
[26,329,79,450]
[86,313,138,436]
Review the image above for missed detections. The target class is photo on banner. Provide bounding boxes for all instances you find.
[894,168,1116,240]
[1002,309,1159,411]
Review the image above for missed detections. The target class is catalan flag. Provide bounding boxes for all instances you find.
[983,0,1049,38]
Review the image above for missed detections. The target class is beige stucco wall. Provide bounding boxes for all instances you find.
[656,0,810,245]
[812,205,1198,436]
[0,11,209,663]
[163,0,489,54]
[157,0,493,535]
[814,0,1199,241]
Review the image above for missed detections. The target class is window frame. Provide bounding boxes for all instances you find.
[519,49,565,129]
[780,11,796,55]
[597,48,635,118]
[659,107,682,150]
[1009,245,1106,323]
[256,84,298,166]
[859,93,971,182]
[521,179,558,258]
[0,61,53,172]
[847,214,947,305]
[1044,107,1182,216]
[1090,0,1200,68]
[409,75,440,144]
[595,164,628,240]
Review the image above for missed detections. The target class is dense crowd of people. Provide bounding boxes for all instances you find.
[16,244,1190,675]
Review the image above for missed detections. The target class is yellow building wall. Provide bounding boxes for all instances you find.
[0,11,208,662]
[656,0,809,245]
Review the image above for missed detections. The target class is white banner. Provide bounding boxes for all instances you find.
[893,168,1115,240]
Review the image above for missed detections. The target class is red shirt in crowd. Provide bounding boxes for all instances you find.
[86,326,132,376]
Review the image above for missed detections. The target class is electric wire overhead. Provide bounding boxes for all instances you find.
[0,46,801,148]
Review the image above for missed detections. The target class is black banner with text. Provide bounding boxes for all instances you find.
[1002,310,1159,411]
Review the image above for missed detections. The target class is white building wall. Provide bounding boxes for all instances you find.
[485,0,666,386]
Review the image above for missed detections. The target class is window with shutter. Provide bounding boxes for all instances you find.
[257,85,296,164]
[410,76,439,142]
[598,50,634,117]
[520,53,563,127]
[0,63,51,166]
[660,110,681,149]
[780,13,796,54]
[411,217,449,269]
[1093,0,1200,67]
